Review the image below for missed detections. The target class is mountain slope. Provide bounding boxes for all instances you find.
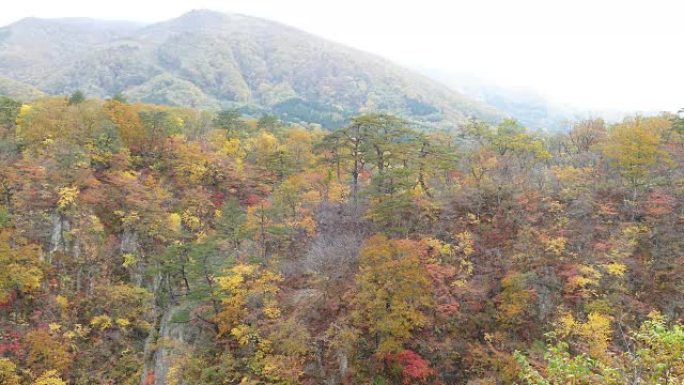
[0,10,502,127]
[0,17,143,84]
[0,76,45,100]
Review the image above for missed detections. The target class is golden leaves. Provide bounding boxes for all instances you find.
[34,370,67,385]
[56,186,79,210]
[167,213,182,232]
[215,263,283,337]
[90,315,113,331]
[0,230,43,303]
[603,262,627,277]
[353,235,432,352]
[603,117,670,187]
[555,312,613,361]
[0,358,20,385]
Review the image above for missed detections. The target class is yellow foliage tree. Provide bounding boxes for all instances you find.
[214,263,282,336]
[33,370,67,385]
[56,186,79,211]
[0,358,20,385]
[353,235,432,352]
[603,117,669,191]
[496,272,536,327]
[24,329,71,376]
[103,99,145,152]
[556,312,613,362]
[250,131,279,169]
[0,230,43,303]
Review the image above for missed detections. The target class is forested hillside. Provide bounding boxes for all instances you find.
[0,10,500,128]
[1,93,684,385]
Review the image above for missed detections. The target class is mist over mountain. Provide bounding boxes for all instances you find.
[0,17,142,83]
[0,10,502,128]
[419,68,658,131]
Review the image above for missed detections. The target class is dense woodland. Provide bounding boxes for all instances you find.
[1,93,684,385]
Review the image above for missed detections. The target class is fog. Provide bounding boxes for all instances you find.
[2,0,682,111]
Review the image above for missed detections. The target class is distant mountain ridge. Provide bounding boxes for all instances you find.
[0,10,502,128]
[0,17,143,84]
[419,68,654,131]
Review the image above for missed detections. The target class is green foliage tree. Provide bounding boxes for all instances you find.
[0,96,21,128]
[633,312,684,384]
[515,341,620,385]
[214,109,247,137]
[257,113,280,132]
[67,90,85,105]
[216,198,250,251]
[110,92,128,104]
[515,313,684,385]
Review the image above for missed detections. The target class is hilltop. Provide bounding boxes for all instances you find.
[0,10,501,128]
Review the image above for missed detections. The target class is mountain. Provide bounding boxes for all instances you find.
[0,10,502,128]
[0,17,143,85]
[419,69,640,131]
[417,69,579,131]
[0,76,45,100]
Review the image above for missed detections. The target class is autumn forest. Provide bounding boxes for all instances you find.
[0,91,683,385]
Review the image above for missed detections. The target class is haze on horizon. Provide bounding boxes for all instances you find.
[2,0,682,113]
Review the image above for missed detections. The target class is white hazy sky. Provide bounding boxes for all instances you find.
[2,0,683,112]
